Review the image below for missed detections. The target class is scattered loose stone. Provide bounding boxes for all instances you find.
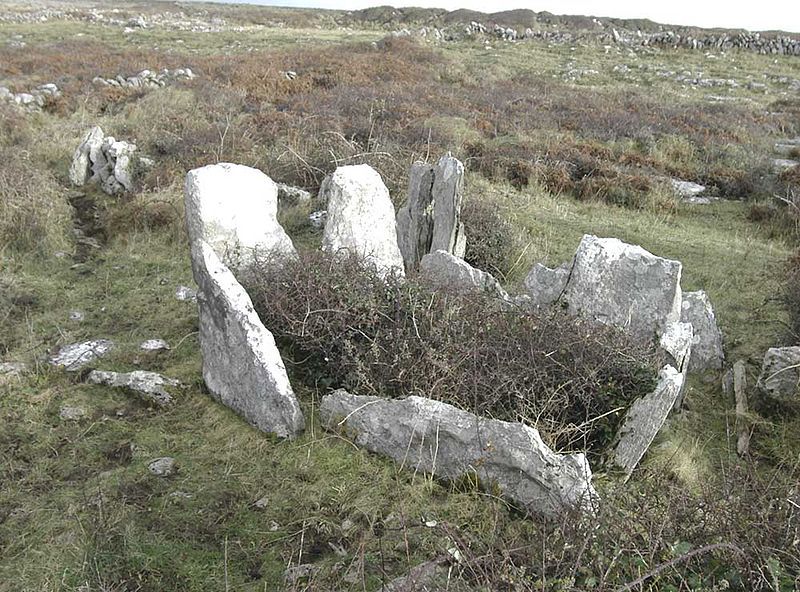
[680,290,724,371]
[253,495,269,509]
[756,346,800,404]
[276,182,311,204]
[87,370,180,407]
[69,311,85,322]
[524,263,570,307]
[772,158,799,172]
[320,164,405,278]
[0,362,26,378]
[670,179,706,200]
[284,564,318,585]
[380,559,449,592]
[419,250,508,300]
[308,210,327,229]
[563,235,682,341]
[614,365,686,477]
[320,390,597,517]
[148,457,177,477]
[49,339,114,371]
[92,67,195,90]
[191,240,304,438]
[139,339,170,352]
[175,285,197,302]
[0,82,60,111]
[59,406,87,421]
[185,163,297,275]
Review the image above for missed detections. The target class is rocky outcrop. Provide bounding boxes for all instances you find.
[92,67,195,89]
[680,290,724,371]
[523,263,570,307]
[49,339,114,371]
[320,390,597,517]
[69,126,144,195]
[87,369,180,407]
[320,164,404,278]
[756,347,800,404]
[430,155,466,259]
[184,163,297,275]
[563,235,682,341]
[613,365,686,477]
[192,239,304,438]
[419,250,508,300]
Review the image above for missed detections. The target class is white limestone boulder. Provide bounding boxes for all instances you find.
[184,163,297,274]
[563,235,682,341]
[320,390,597,517]
[419,250,508,300]
[320,164,404,278]
[192,240,304,438]
[524,263,570,307]
[756,346,800,404]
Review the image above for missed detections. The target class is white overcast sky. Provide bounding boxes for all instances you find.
[219,0,800,33]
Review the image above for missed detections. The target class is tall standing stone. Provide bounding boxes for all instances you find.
[320,164,404,278]
[430,155,466,259]
[396,162,435,272]
[69,126,105,186]
[184,163,297,275]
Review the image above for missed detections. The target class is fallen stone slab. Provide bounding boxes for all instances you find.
[430,155,466,259]
[49,339,114,371]
[320,164,405,278]
[523,263,570,307]
[563,235,682,341]
[756,346,800,404]
[192,240,304,438]
[419,250,508,300]
[87,369,180,407]
[320,390,597,517]
[184,163,297,275]
[613,365,685,477]
[680,290,724,372]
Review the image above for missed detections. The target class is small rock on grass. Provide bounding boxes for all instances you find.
[49,339,114,371]
[284,564,318,585]
[59,406,87,421]
[148,457,176,476]
[87,370,179,407]
[175,285,197,302]
[139,339,170,352]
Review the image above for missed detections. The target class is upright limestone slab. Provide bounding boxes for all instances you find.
[396,162,435,272]
[563,235,682,341]
[320,390,597,517]
[430,155,466,258]
[192,240,304,438]
[185,163,297,274]
[320,164,404,278]
[680,290,724,372]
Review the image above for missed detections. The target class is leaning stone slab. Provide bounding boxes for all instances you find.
[756,346,800,404]
[193,240,304,438]
[87,369,180,407]
[523,263,570,307]
[320,390,597,517]
[430,155,466,259]
[680,290,724,372]
[419,250,508,300]
[396,162,435,272]
[320,164,404,278]
[49,339,114,371]
[184,163,297,275]
[614,364,685,477]
[563,235,682,341]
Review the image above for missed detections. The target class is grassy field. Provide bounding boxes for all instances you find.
[1,2,799,590]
